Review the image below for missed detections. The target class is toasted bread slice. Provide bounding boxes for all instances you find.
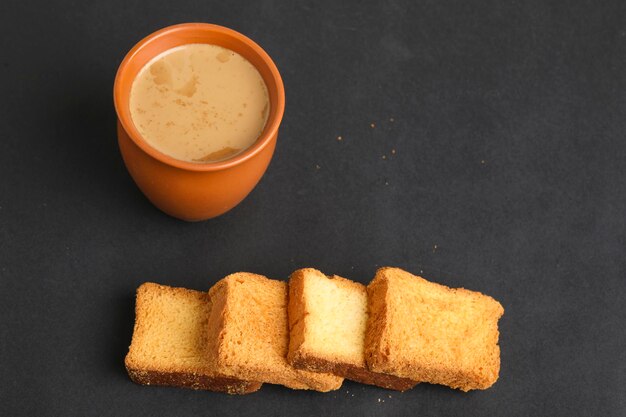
[365,267,504,391]
[287,268,417,391]
[287,268,418,391]
[125,282,261,394]
[207,272,343,392]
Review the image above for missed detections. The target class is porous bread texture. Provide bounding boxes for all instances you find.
[207,272,343,392]
[125,282,261,394]
[287,268,417,391]
[365,267,504,392]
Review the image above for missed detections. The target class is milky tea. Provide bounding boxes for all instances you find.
[129,44,269,163]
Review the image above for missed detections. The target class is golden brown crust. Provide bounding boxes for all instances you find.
[290,350,417,391]
[208,272,343,392]
[286,270,308,364]
[125,282,262,395]
[288,268,418,391]
[365,267,504,392]
[326,272,368,293]
[364,273,393,372]
[126,366,262,394]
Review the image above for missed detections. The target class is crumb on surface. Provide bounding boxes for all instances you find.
[315,164,320,170]
[370,122,376,128]
[391,148,396,154]
[382,155,387,159]
[481,159,486,164]
[337,136,343,141]
[389,117,394,122]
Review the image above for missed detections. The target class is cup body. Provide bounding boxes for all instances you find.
[114,23,285,221]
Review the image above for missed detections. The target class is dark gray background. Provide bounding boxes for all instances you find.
[1,0,625,416]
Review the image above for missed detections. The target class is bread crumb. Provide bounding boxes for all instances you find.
[391,149,396,155]
[433,244,438,252]
[315,164,320,170]
[337,136,343,141]
[382,155,387,160]
[370,122,376,128]
[378,398,381,402]
[389,117,395,122]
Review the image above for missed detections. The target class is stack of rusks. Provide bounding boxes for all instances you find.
[125,267,504,394]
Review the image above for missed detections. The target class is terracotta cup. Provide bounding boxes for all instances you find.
[114,23,285,221]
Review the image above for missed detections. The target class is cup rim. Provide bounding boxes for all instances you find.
[113,23,285,172]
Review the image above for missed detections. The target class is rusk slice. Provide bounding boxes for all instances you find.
[287,268,417,391]
[125,282,261,394]
[365,267,504,391]
[207,273,343,392]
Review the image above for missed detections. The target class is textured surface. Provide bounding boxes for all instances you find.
[1,0,626,416]
[125,283,262,394]
[288,269,369,366]
[288,268,417,390]
[365,268,504,391]
[208,273,343,391]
